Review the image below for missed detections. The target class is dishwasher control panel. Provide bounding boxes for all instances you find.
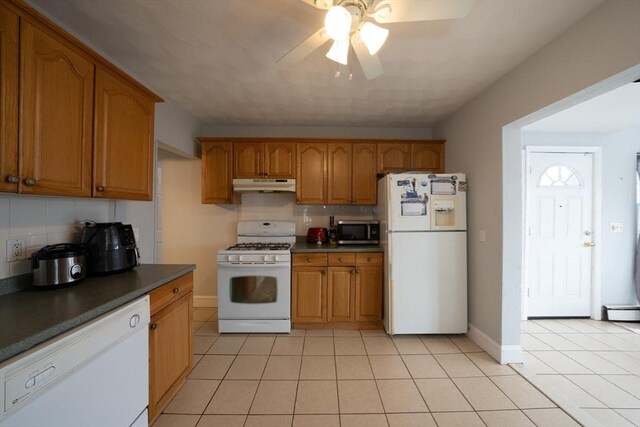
[0,296,150,420]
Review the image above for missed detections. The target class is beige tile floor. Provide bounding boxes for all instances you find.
[153,308,581,427]
[514,319,640,427]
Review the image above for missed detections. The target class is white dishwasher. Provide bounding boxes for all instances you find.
[0,296,150,427]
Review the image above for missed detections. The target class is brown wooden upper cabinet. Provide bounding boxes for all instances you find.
[201,139,237,204]
[0,4,19,193]
[20,20,94,197]
[93,66,155,200]
[234,140,295,179]
[377,141,445,174]
[410,141,445,173]
[297,142,327,205]
[0,2,162,200]
[327,142,377,205]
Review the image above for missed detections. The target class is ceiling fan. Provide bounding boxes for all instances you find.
[278,0,475,80]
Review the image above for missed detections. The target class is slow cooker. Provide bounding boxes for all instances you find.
[31,243,87,287]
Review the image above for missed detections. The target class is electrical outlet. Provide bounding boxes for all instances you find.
[6,238,26,262]
[479,230,486,243]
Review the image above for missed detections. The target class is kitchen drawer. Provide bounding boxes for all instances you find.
[150,272,194,315]
[328,253,356,266]
[293,253,328,267]
[356,253,383,266]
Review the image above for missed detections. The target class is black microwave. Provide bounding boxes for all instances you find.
[337,220,380,245]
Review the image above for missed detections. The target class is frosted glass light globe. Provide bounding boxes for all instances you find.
[324,6,352,41]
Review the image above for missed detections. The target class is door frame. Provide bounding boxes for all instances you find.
[522,145,602,320]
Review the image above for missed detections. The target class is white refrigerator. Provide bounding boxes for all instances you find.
[376,173,468,334]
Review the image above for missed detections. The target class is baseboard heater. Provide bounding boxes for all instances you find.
[603,305,640,321]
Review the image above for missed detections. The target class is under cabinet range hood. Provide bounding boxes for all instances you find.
[232,179,296,193]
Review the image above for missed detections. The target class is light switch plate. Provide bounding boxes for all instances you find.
[479,230,486,242]
[610,223,623,233]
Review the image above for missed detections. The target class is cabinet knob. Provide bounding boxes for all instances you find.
[6,175,19,184]
[367,257,372,262]
[96,186,105,192]
[24,177,37,186]
[355,268,360,274]
[173,287,180,294]
[339,257,344,262]
[352,269,356,274]
[321,269,327,275]
[306,257,312,263]
[264,172,269,177]
[150,323,158,330]
[347,197,352,203]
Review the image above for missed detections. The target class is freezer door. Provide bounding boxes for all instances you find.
[387,231,467,334]
[386,174,431,231]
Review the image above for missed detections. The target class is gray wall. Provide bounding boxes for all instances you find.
[433,0,640,349]
[520,129,640,307]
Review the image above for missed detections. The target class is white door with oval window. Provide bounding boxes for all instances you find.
[525,152,594,317]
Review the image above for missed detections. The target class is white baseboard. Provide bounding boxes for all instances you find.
[194,296,217,308]
[467,324,523,364]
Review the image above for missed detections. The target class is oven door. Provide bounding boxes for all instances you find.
[217,263,290,320]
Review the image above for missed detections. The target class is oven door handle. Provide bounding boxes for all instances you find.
[218,263,288,268]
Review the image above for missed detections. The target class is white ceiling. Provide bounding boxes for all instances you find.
[523,83,640,134]
[31,0,602,127]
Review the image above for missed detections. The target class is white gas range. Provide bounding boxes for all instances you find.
[217,221,295,333]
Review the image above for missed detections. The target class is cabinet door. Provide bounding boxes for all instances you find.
[202,141,236,204]
[94,67,154,200]
[327,142,352,205]
[292,266,326,323]
[352,143,377,205]
[355,265,383,321]
[149,292,193,422]
[327,266,355,322]
[20,21,94,197]
[0,5,18,193]
[234,141,263,178]
[297,142,327,204]
[411,142,445,173]
[377,142,410,174]
[265,141,295,178]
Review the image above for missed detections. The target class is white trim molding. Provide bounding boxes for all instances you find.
[194,296,217,308]
[467,324,524,364]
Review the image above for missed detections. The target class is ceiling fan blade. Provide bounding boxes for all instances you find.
[277,28,330,65]
[299,0,333,10]
[351,33,383,80]
[372,0,474,24]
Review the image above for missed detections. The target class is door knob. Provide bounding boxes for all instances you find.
[583,242,596,247]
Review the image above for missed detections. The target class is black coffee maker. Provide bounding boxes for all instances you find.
[81,222,139,275]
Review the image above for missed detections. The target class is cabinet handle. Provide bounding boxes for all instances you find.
[6,175,19,184]
[173,287,180,294]
[96,186,105,192]
[150,323,158,330]
[24,177,37,186]
[307,257,312,263]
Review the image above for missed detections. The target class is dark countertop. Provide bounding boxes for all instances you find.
[292,241,383,253]
[0,264,195,364]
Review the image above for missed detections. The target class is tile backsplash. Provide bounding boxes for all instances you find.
[0,194,115,279]
[238,192,375,232]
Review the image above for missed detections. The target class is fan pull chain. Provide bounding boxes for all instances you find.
[349,43,353,80]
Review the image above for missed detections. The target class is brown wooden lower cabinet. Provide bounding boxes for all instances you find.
[148,272,194,424]
[292,252,382,327]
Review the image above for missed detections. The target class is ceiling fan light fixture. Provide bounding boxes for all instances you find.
[359,22,389,55]
[326,39,349,65]
[324,6,352,41]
